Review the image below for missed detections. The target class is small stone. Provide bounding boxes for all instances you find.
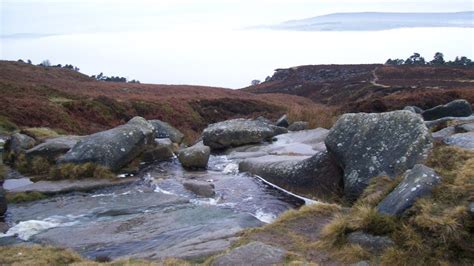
[183,180,215,197]
[275,115,289,128]
[347,231,394,253]
[178,142,210,169]
[288,121,309,131]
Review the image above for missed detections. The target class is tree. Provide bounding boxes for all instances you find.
[405,53,425,65]
[450,56,473,66]
[385,58,404,65]
[27,59,32,64]
[251,80,261,86]
[40,59,51,67]
[430,52,445,65]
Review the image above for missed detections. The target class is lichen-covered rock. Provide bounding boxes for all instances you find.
[5,133,36,154]
[212,241,286,266]
[422,99,472,121]
[239,151,343,199]
[59,117,155,171]
[25,136,83,162]
[403,105,423,114]
[288,121,309,131]
[377,164,442,216]
[202,119,286,150]
[275,114,289,128]
[347,231,394,253]
[325,111,432,201]
[177,142,210,169]
[149,120,184,144]
[142,138,175,162]
[444,132,474,150]
[183,180,215,197]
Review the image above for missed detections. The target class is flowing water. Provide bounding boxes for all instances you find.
[0,154,305,260]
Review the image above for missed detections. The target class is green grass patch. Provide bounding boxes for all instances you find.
[0,115,18,134]
[6,191,48,203]
[49,163,116,180]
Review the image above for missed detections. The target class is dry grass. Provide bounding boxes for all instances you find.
[20,127,60,140]
[0,245,85,265]
[49,163,116,180]
[0,163,5,181]
[286,103,340,129]
[6,191,48,203]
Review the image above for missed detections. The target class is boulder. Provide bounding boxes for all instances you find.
[325,111,432,201]
[212,241,286,266]
[239,151,343,199]
[0,187,7,217]
[0,222,9,233]
[444,132,474,150]
[347,231,394,253]
[177,142,211,169]
[422,99,472,121]
[59,117,155,171]
[403,106,423,114]
[5,133,36,154]
[377,164,442,216]
[425,115,474,130]
[275,115,289,128]
[142,138,175,162]
[183,180,215,197]
[255,116,272,125]
[202,119,286,150]
[288,121,309,131]
[25,136,83,162]
[431,126,455,142]
[149,120,184,144]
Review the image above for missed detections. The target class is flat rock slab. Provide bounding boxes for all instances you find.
[444,132,474,150]
[377,164,442,216]
[212,241,286,266]
[7,177,138,195]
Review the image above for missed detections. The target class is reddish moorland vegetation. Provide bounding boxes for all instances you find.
[244,64,474,113]
[0,61,327,142]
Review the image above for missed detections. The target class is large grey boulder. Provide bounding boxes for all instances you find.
[0,187,7,217]
[149,120,184,144]
[239,151,343,199]
[422,99,472,121]
[377,164,442,216]
[325,111,432,201]
[59,117,155,171]
[288,121,309,131]
[347,231,394,253]
[26,136,83,162]
[5,133,36,154]
[444,132,474,150]
[178,142,211,169]
[212,241,286,266]
[202,119,287,150]
[183,180,215,197]
[275,114,289,128]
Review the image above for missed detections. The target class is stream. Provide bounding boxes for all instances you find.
[0,154,305,260]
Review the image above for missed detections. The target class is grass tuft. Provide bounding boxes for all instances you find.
[20,127,60,140]
[6,191,48,203]
[49,163,115,180]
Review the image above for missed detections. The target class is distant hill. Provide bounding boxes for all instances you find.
[0,61,320,141]
[243,64,474,113]
[265,11,474,31]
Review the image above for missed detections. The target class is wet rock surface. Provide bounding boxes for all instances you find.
[422,99,472,121]
[202,119,286,150]
[0,187,6,217]
[276,115,289,128]
[325,111,432,201]
[211,241,286,266]
[149,120,184,144]
[59,117,155,171]
[377,164,442,216]
[183,180,215,198]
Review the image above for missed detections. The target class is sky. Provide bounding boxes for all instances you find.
[1,0,473,88]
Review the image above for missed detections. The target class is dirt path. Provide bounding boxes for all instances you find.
[370,67,391,88]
